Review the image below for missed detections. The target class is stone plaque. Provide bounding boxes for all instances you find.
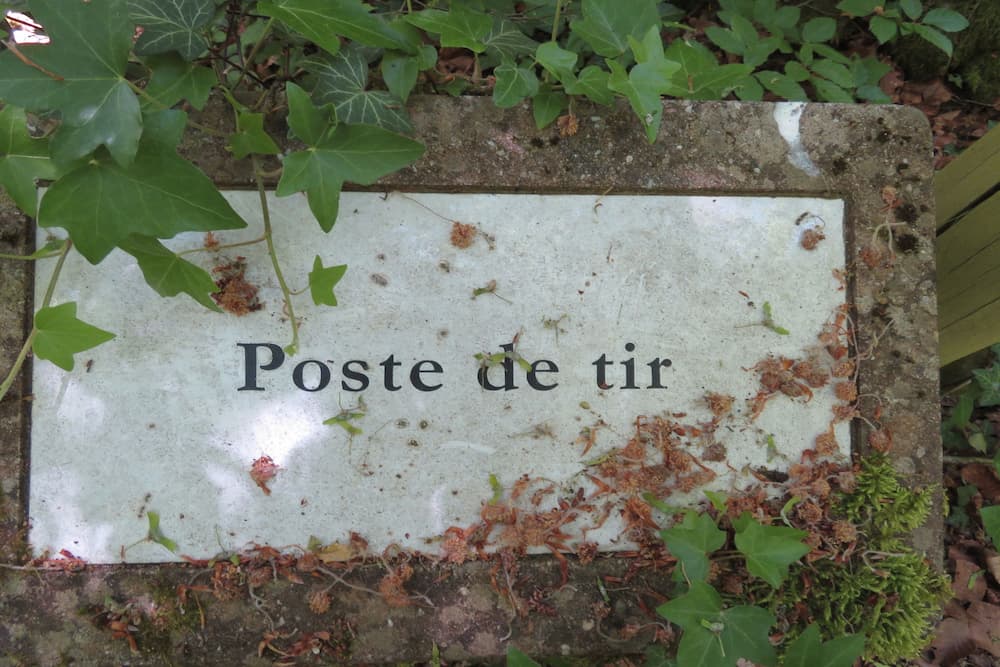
[29,191,847,563]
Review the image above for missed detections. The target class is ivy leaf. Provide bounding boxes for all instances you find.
[228,112,280,159]
[922,8,969,32]
[49,83,142,168]
[570,0,661,57]
[705,25,745,55]
[973,364,1000,406]
[286,82,337,145]
[143,54,216,110]
[656,581,723,629]
[33,302,116,371]
[982,505,1000,549]
[734,512,810,587]
[607,27,682,142]
[404,7,492,53]
[506,646,541,667]
[492,61,540,108]
[128,0,215,60]
[783,624,865,667]
[118,235,221,311]
[307,46,413,134]
[483,19,538,61]
[0,0,141,167]
[277,122,424,232]
[659,511,726,582]
[720,606,777,667]
[532,88,566,129]
[145,511,178,553]
[868,16,898,44]
[38,135,247,264]
[564,65,615,105]
[658,584,776,667]
[536,42,578,84]
[308,256,347,306]
[258,0,416,56]
[0,105,58,216]
[381,48,436,103]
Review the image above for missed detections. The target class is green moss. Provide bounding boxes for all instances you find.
[774,455,948,662]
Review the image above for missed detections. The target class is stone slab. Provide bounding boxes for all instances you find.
[0,98,941,663]
[29,192,847,563]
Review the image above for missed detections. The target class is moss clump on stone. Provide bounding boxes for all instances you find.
[775,455,948,662]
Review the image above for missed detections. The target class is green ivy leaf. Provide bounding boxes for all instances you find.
[570,0,661,57]
[128,0,215,60]
[802,17,836,43]
[33,302,116,371]
[536,42,578,84]
[783,624,864,667]
[286,82,337,145]
[0,106,58,217]
[658,583,777,667]
[607,26,683,142]
[38,136,247,264]
[307,46,413,134]
[785,61,811,81]
[404,7,492,53]
[0,0,141,167]
[381,50,422,103]
[483,19,538,61]
[811,43,852,65]
[143,54,216,110]
[659,511,726,582]
[277,123,424,232]
[146,510,178,553]
[983,505,1000,549]
[705,25,745,55]
[492,61,540,108]
[118,235,221,311]
[228,112,280,159]
[308,256,348,306]
[506,646,541,667]
[951,392,975,427]
[912,23,953,55]
[835,0,881,16]
[734,512,810,587]
[720,606,777,666]
[921,8,969,32]
[258,0,416,56]
[656,581,723,629]
[973,364,1000,406]
[564,65,615,105]
[532,88,566,129]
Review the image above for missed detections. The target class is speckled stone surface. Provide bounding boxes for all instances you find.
[0,97,940,663]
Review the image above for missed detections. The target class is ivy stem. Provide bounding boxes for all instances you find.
[0,240,72,404]
[177,235,267,256]
[550,0,563,42]
[0,251,61,261]
[252,156,299,354]
[234,18,275,92]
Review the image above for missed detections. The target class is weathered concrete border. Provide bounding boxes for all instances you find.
[0,97,939,663]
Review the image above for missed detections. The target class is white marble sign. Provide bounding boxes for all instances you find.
[30,193,848,563]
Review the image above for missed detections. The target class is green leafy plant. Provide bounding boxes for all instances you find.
[942,344,1000,460]
[0,0,970,400]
